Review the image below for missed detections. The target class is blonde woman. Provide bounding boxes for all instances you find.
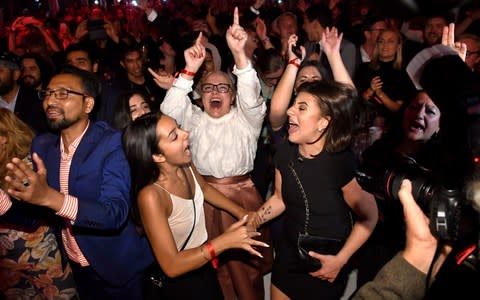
[0,108,78,299]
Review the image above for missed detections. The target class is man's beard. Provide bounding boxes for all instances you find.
[22,76,41,90]
[0,75,15,95]
[45,107,80,131]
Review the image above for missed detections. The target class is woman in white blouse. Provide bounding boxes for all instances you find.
[150,8,272,300]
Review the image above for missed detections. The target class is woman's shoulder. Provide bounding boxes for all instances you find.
[273,140,296,166]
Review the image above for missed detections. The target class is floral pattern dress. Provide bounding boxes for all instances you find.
[0,222,78,300]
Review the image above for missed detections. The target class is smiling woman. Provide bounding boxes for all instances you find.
[249,80,378,300]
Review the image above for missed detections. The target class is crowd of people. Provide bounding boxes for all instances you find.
[1,0,480,299]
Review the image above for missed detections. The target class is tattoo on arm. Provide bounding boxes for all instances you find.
[259,206,272,224]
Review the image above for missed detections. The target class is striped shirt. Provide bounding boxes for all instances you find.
[0,189,12,214]
[56,122,90,266]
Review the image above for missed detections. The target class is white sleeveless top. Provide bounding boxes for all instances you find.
[155,167,208,250]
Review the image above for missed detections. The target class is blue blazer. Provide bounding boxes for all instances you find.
[31,121,153,286]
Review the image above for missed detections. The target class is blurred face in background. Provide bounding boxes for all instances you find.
[21,58,42,90]
[66,50,96,72]
[121,50,144,79]
[365,21,387,46]
[295,66,322,89]
[424,17,447,46]
[460,37,480,70]
[129,94,151,121]
[203,51,215,73]
[277,14,298,40]
[377,30,401,62]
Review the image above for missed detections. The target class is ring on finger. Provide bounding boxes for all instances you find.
[22,178,30,187]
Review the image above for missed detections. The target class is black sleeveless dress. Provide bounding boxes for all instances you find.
[271,141,356,299]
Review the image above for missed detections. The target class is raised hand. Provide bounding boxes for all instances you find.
[104,20,119,43]
[226,7,247,56]
[255,17,268,41]
[148,68,174,89]
[287,34,305,62]
[74,20,88,40]
[442,23,467,62]
[184,33,206,75]
[321,27,342,58]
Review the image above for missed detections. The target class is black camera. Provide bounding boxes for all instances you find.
[355,158,478,245]
[87,19,107,41]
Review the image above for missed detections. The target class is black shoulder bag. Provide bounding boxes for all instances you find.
[145,169,196,298]
[288,161,346,273]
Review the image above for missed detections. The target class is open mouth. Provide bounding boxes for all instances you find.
[46,108,63,119]
[288,120,299,133]
[409,120,425,132]
[210,98,222,109]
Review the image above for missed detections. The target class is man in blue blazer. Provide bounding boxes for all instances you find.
[4,65,153,299]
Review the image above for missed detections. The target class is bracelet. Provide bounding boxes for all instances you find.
[288,58,300,69]
[261,37,270,43]
[206,241,219,269]
[200,245,209,261]
[180,69,196,77]
[250,6,260,15]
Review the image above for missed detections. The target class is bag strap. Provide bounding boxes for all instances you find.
[288,161,310,235]
[179,167,196,251]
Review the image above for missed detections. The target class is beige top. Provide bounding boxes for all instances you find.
[155,167,208,250]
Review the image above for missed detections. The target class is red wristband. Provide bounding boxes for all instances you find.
[288,58,300,68]
[206,241,219,269]
[180,69,196,77]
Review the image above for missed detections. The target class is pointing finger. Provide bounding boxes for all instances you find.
[196,31,203,46]
[233,7,239,25]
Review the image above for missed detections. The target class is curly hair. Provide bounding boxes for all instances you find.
[0,108,35,190]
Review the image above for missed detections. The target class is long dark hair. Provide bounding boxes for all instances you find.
[113,91,151,130]
[122,112,162,233]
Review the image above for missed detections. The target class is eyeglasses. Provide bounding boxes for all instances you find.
[38,88,88,100]
[201,83,231,93]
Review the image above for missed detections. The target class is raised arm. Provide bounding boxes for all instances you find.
[269,34,305,131]
[256,17,274,50]
[156,34,206,125]
[321,27,354,87]
[226,7,249,70]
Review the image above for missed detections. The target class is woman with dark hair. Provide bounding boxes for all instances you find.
[152,9,273,299]
[122,112,268,299]
[112,91,152,129]
[249,80,378,300]
[354,90,443,288]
